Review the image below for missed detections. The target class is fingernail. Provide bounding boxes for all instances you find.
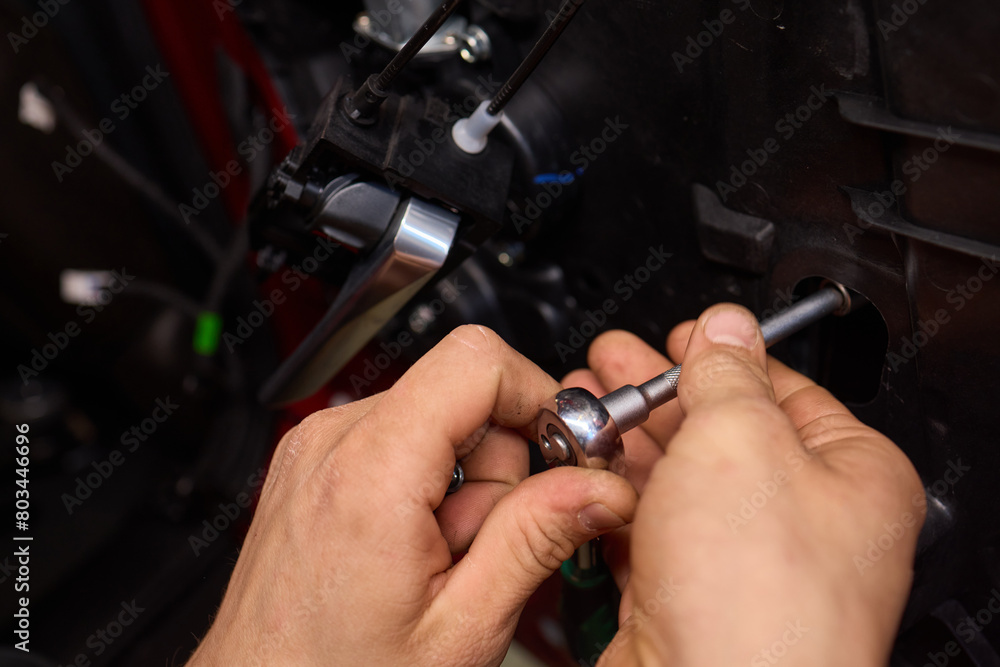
[579,503,626,532]
[704,309,758,350]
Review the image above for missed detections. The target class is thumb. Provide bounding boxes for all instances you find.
[431,466,636,633]
[678,303,775,413]
[674,303,787,464]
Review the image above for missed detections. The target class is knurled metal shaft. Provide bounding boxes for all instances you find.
[601,286,847,434]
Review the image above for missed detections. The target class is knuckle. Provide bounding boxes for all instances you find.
[685,348,773,398]
[516,511,577,575]
[272,421,307,467]
[269,405,364,486]
[677,396,793,467]
[727,394,783,423]
[456,420,497,458]
[298,404,353,432]
[685,395,782,434]
[798,412,871,449]
[446,324,503,355]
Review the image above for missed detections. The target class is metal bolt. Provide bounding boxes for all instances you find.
[550,432,572,462]
[448,463,465,494]
[460,25,491,63]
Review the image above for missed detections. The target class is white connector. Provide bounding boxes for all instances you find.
[451,100,503,154]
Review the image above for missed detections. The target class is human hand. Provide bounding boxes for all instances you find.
[566,305,924,666]
[187,325,637,667]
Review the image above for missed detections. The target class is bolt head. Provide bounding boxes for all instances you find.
[459,25,492,63]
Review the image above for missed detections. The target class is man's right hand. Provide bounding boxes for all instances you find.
[567,304,924,666]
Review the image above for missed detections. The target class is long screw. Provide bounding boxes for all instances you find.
[487,0,585,116]
[601,286,849,435]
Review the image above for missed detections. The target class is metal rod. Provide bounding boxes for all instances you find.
[759,286,847,347]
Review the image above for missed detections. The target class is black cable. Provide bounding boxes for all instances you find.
[488,0,585,116]
[124,281,246,393]
[126,281,204,318]
[34,80,226,264]
[205,224,250,312]
[374,0,464,92]
[342,0,465,124]
[36,79,256,370]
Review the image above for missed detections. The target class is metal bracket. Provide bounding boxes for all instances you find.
[259,197,459,405]
[354,13,491,63]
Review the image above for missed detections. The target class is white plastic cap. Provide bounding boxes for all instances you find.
[451,100,503,154]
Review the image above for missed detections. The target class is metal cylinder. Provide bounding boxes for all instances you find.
[759,286,846,346]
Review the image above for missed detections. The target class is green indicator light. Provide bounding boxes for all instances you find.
[193,312,223,356]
